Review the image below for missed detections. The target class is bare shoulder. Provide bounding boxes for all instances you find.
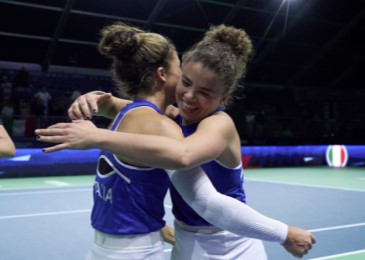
[195,111,238,143]
[152,114,183,139]
[198,112,241,167]
[119,108,183,139]
[199,111,236,131]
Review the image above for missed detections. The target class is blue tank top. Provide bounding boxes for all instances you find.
[91,99,170,235]
[170,112,246,226]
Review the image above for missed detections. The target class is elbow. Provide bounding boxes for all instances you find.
[164,155,194,170]
[1,150,15,158]
[10,144,16,157]
[167,159,189,170]
[173,154,196,170]
[4,143,16,157]
[168,147,199,169]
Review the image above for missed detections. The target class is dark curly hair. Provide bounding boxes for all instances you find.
[182,24,254,107]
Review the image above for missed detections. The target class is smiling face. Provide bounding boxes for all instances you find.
[176,61,227,125]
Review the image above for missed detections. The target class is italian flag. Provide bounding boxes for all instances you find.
[326,145,348,167]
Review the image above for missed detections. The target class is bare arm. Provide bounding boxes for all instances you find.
[0,125,16,158]
[66,91,226,169]
[36,114,234,170]
[68,91,132,120]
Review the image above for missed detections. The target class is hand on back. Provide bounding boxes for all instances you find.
[68,91,112,120]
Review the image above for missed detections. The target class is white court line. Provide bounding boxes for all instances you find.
[0,204,171,220]
[0,188,91,196]
[307,224,365,260]
[308,249,365,259]
[44,180,72,186]
[1,205,363,256]
[246,178,365,192]
[0,209,91,220]
[309,222,365,233]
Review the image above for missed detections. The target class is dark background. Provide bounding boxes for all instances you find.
[1,0,364,145]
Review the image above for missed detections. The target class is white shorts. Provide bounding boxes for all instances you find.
[171,220,267,260]
[85,230,164,260]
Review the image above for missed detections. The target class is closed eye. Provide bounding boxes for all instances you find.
[200,90,211,97]
[182,75,192,87]
[182,79,191,87]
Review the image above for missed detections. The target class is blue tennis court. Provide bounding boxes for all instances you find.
[1,167,364,260]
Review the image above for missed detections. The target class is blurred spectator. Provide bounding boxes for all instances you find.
[49,99,66,117]
[14,66,29,88]
[0,68,11,79]
[32,96,46,117]
[1,75,13,96]
[0,62,362,144]
[18,98,35,137]
[245,110,256,139]
[34,86,52,116]
[255,110,264,139]
[18,98,32,118]
[14,67,33,100]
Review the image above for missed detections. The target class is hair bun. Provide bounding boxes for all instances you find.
[204,25,253,63]
[98,22,143,60]
[109,31,139,59]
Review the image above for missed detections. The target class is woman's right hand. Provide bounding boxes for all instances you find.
[68,91,112,120]
[35,120,100,152]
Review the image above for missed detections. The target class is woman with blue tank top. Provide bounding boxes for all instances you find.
[91,101,170,239]
[50,22,182,260]
[36,25,316,259]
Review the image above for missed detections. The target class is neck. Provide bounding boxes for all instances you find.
[136,92,169,114]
